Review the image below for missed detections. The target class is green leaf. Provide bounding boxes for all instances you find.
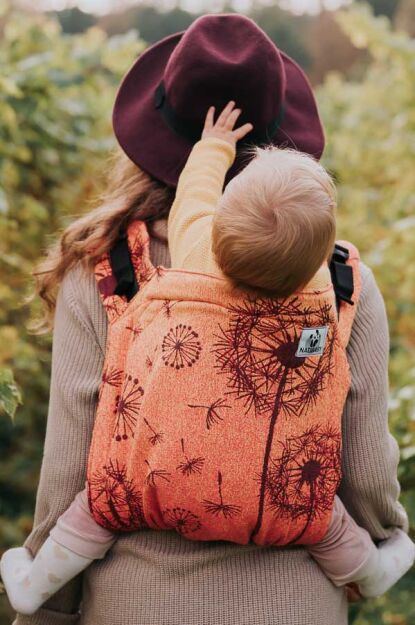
[0,368,22,421]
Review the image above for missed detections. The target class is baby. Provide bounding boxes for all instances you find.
[1,102,414,615]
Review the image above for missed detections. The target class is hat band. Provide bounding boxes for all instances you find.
[154,81,284,146]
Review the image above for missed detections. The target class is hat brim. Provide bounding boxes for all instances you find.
[113,31,325,188]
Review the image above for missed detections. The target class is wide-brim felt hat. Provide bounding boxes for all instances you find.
[113,13,325,188]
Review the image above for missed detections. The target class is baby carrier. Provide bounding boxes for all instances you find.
[87,219,361,546]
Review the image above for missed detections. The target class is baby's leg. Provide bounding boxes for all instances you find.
[0,486,116,615]
[309,495,415,597]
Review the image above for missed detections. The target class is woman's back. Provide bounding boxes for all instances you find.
[14,222,407,625]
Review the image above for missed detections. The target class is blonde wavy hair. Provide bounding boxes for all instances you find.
[212,146,337,297]
[30,148,175,334]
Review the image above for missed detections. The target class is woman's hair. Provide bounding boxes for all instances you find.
[30,148,175,333]
[212,146,337,297]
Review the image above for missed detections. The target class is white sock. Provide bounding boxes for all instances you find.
[356,528,415,598]
[0,537,93,615]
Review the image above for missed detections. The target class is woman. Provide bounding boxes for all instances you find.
[14,14,408,625]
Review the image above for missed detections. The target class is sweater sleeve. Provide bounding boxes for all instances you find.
[13,265,107,625]
[168,137,235,271]
[338,262,409,540]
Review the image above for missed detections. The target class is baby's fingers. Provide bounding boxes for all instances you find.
[216,101,235,126]
[226,108,242,130]
[204,106,215,131]
[233,123,254,141]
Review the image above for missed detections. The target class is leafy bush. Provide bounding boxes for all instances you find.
[0,3,413,624]
[318,6,415,623]
[0,4,141,620]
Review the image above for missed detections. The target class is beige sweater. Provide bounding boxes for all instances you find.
[14,223,408,625]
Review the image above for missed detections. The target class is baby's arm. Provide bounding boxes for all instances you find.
[168,101,252,269]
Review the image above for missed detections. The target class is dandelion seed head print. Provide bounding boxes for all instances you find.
[88,220,362,545]
[113,374,144,441]
[212,296,337,417]
[88,459,147,531]
[211,294,343,544]
[267,425,342,544]
[162,324,202,369]
[161,508,202,535]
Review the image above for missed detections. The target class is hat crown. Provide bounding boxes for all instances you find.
[112,13,325,187]
[163,14,286,132]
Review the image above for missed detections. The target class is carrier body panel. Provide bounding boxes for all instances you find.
[87,220,361,546]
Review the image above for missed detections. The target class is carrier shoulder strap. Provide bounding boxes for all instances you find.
[96,229,362,345]
[94,220,152,323]
[330,240,362,348]
[329,243,354,314]
[109,230,139,301]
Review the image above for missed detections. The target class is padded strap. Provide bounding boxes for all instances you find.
[110,231,139,301]
[94,220,153,323]
[329,243,355,317]
[331,240,362,348]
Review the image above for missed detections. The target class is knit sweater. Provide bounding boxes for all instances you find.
[14,223,408,625]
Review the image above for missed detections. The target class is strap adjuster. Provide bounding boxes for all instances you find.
[329,243,355,316]
[109,230,139,301]
[331,243,349,263]
[330,261,354,306]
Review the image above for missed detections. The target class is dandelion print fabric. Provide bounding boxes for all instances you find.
[87,220,361,546]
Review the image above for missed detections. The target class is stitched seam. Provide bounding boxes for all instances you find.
[64,268,106,357]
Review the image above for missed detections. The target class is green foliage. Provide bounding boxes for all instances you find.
[129,5,195,43]
[0,5,142,619]
[249,5,311,69]
[55,7,95,34]
[81,3,312,72]
[0,3,414,624]
[318,5,415,622]
[0,6,143,622]
[0,369,22,420]
[357,0,401,19]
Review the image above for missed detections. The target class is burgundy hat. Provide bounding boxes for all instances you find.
[113,13,325,188]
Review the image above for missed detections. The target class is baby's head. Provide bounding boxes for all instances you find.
[212,146,337,297]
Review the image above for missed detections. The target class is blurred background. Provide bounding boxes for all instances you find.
[0,0,414,623]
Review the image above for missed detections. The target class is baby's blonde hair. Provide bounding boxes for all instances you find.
[212,146,337,297]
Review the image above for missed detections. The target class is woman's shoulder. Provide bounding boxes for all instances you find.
[57,224,169,341]
[355,259,386,317]
[358,259,377,290]
[347,259,389,360]
[57,262,107,352]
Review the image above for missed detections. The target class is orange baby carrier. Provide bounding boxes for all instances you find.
[87,219,362,546]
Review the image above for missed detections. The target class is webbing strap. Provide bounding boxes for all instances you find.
[329,243,354,318]
[109,231,139,301]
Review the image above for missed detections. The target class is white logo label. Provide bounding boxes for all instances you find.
[295,326,328,357]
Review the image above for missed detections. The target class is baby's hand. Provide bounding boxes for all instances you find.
[202,101,253,148]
